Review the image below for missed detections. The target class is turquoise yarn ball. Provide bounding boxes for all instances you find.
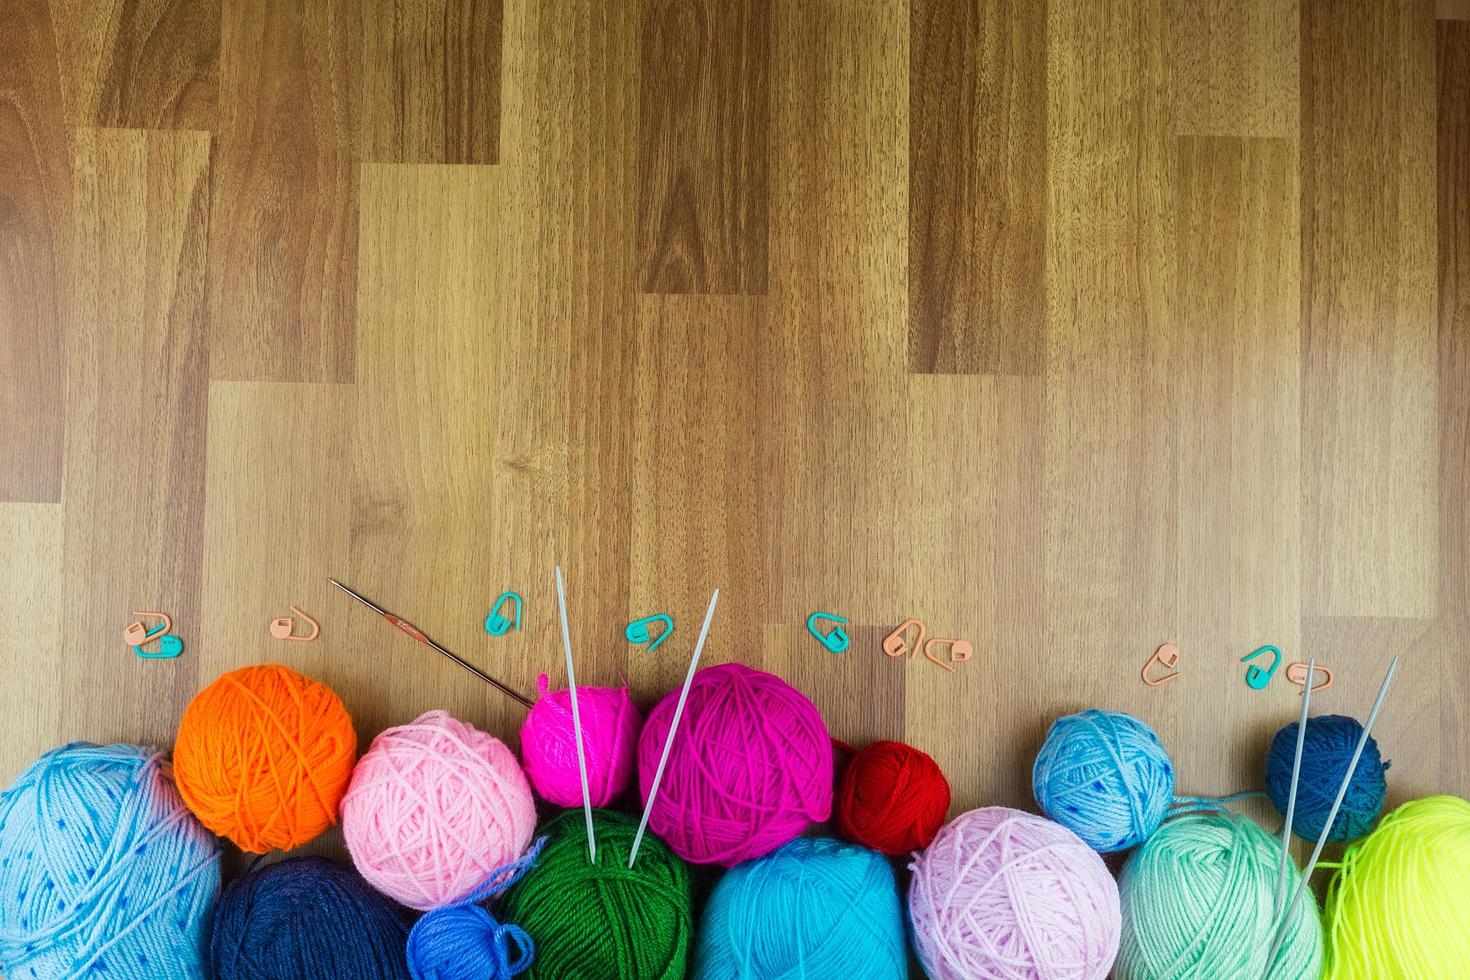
[0,743,221,979]
[694,836,905,979]
[1033,709,1175,852]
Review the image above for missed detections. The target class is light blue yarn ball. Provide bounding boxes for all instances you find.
[0,743,221,979]
[694,836,906,980]
[1033,709,1175,853]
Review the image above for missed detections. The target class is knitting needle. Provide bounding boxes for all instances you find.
[628,587,719,869]
[1272,658,1315,917]
[553,565,596,863]
[1261,655,1399,977]
[328,578,532,709]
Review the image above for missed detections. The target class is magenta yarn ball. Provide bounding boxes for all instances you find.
[636,662,832,866]
[342,710,536,910]
[520,673,642,807]
[909,807,1121,980]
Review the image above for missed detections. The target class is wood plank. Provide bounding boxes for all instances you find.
[0,505,63,782]
[0,0,69,503]
[903,376,1043,812]
[1301,0,1438,617]
[62,128,211,748]
[208,0,358,383]
[362,0,503,164]
[1170,135,1302,788]
[1044,0,1177,705]
[636,0,769,295]
[50,0,218,129]
[198,382,353,716]
[1171,0,1299,137]
[628,295,767,697]
[908,0,1045,375]
[1440,0,1470,19]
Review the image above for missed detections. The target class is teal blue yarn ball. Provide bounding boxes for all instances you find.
[1265,714,1387,843]
[694,836,905,979]
[0,742,221,979]
[1033,709,1175,853]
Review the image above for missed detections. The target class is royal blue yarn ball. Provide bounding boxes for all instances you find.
[693,836,906,979]
[211,857,412,980]
[1033,709,1175,853]
[0,742,221,980]
[1266,714,1388,843]
[407,903,534,980]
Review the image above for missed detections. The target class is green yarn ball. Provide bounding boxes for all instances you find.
[1116,811,1323,979]
[502,809,692,979]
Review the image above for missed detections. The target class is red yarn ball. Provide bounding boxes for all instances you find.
[835,740,951,856]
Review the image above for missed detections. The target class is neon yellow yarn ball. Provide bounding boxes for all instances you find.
[1324,795,1470,978]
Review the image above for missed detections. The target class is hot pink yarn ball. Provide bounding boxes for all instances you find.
[341,710,536,910]
[520,673,642,807]
[637,662,832,866]
[909,807,1121,980]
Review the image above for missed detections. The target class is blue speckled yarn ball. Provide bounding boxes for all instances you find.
[694,836,906,979]
[1033,709,1175,853]
[1266,714,1388,843]
[211,857,413,980]
[0,742,221,979]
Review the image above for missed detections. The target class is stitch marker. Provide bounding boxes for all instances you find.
[485,591,523,637]
[1241,645,1283,690]
[270,607,319,642]
[626,613,674,652]
[806,612,850,654]
[1141,643,1181,687]
[882,618,925,658]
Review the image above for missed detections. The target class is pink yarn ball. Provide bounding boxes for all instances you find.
[909,807,1121,980]
[342,710,536,910]
[637,662,832,866]
[520,673,642,807]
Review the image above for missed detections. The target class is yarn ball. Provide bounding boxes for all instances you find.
[1116,811,1323,980]
[695,836,906,979]
[342,710,536,910]
[1266,714,1388,843]
[174,663,356,853]
[210,856,411,980]
[1033,709,1175,853]
[406,903,533,980]
[1323,795,1470,978]
[520,674,641,808]
[909,806,1120,980]
[835,740,950,855]
[637,662,832,866]
[502,809,692,979]
[0,742,221,979]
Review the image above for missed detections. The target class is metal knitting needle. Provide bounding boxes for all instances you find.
[1261,655,1399,977]
[1272,658,1316,917]
[628,587,719,869]
[329,578,532,709]
[553,565,596,863]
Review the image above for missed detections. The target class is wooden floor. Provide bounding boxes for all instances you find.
[2,0,1468,829]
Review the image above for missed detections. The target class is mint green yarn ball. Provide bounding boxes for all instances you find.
[1116,812,1323,979]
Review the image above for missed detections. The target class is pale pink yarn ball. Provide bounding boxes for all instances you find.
[342,710,536,910]
[520,674,641,807]
[908,806,1121,980]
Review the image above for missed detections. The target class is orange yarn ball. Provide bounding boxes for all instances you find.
[174,664,357,853]
[835,740,951,856]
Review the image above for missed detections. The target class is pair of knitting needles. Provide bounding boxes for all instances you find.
[1260,654,1400,977]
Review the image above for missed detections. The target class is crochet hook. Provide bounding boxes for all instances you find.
[329,578,532,709]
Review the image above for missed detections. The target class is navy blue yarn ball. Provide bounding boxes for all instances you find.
[211,857,412,980]
[1266,714,1388,844]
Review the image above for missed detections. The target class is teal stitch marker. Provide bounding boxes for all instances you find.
[626,614,674,652]
[807,612,850,654]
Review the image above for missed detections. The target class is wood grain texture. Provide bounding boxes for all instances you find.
[1172,0,1298,137]
[208,0,358,383]
[1440,0,1470,19]
[0,0,70,503]
[1301,0,1438,618]
[908,0,1045,375]
[62,128,211,749]
[362,0,503,164]
[1044,0,1177,706]
[637,0,769,295]
[50,0,218,129]
[0,505,63,783]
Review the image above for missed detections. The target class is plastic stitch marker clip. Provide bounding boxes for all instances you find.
[626,614,674,652]
[922,637,971,672]
[883,618,925,658]
[806,612,850,654]
[485,592,523,637]
[125,611,182,660]
[1241,645,1283,690]
[1286,661,1333,694]
[270,607,319,642]
[1141,643,1181,687]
